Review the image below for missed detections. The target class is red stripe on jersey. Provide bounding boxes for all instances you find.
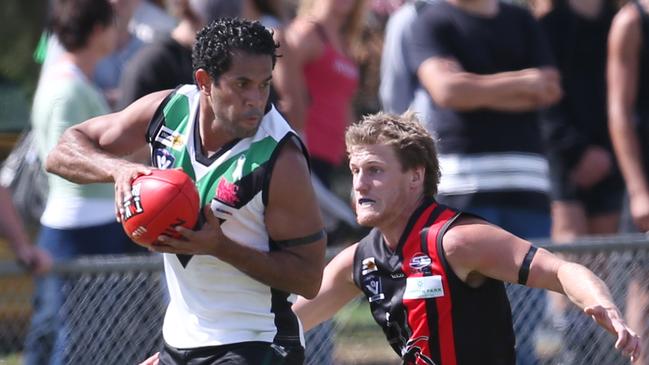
[402,203,439,364]
[427,209,458,365]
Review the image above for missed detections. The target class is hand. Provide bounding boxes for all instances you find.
[15,245,53,275]
[570,146,612,188]
[584,306,641,362]
[628,190,649,232]
[520,67,562,107]
[112,163,152,222]
[151,205,229,257]
[138,352,159,365]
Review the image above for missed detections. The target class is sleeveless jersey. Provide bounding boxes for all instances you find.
[303,23,359,165]
[352,199,515,365]
[146,84,306,349]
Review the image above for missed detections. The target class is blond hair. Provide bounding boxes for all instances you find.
[345,112,441,197]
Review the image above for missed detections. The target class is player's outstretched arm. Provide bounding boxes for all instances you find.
[443,217,640,362]
[293,243,361,331]
[155,140,327,298]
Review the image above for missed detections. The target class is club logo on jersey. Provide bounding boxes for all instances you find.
[363,274,385,302]
[154,148,176,169]
[215,178,240,207]
[122,182,144,221]
[409,253,432,272]
[362,257,378,275]
[155,126,185,151]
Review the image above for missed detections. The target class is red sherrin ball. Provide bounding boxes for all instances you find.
[121,169,200,245]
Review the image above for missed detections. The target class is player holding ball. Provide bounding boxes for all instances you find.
[45,18,326,365]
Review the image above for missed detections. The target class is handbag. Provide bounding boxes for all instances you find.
[0,129,49,226]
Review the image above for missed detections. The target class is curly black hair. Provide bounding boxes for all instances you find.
[192,18,278,82]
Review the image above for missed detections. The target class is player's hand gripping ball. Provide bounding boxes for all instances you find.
[121,169,200,246]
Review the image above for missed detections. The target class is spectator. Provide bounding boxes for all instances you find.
[282,0,366,186]
[24,1,145,364]
[540,0,621,247]
[379,0,436,121]
[117,0,241,109]
[94,0,145,109]
[0,185,51,274]
[406,0,562,363]
[608,0,649,362]
[539,1,622,361]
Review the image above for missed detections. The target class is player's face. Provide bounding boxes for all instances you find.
[349,144,414,229]
[210,52,273,139]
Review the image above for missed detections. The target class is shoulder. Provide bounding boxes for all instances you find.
[613,2,643,29]
[609,3,643,51]
[442,215,497,260]
[285,18,323,60]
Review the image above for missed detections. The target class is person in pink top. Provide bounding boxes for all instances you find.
[281,0,367,185]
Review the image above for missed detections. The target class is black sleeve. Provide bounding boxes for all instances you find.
[406,4,457,72]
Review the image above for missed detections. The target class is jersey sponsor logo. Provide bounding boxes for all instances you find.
[215,178,240,207]
[391,271,405,279]
[122,182,144,221]
[362,257,378,275]
[409,253,432,271]
[403,276,444,299]
[155,126,185,151]
[363,274,385,302]
[154,148,176,169]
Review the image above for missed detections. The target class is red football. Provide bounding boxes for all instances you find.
[121,169,200,246]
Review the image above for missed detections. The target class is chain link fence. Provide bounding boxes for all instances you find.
[0,235,647,365]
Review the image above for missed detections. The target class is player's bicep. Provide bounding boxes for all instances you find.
[445,218,539,285]
[78,90,171,156]
[265,138,326,245]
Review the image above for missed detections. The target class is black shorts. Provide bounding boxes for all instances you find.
[158,341,305,365]
[549,163,624,215]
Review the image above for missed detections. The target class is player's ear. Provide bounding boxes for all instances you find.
[410,167,425,188]
[195,69,212,95]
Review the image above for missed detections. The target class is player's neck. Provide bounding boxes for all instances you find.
[447,0,499,17]
[380,194,426,251]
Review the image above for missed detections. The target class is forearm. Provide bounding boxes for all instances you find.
[0,187,31,253]
[45,127,129,184]
[216,238,324,298]
[557,262,617,310]
[430,70,541,111]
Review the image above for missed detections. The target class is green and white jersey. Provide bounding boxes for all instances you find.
[147,84,307,349]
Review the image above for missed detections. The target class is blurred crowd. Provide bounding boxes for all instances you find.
[0,0,648,364]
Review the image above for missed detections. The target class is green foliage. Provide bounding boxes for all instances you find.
[0,0,47,96]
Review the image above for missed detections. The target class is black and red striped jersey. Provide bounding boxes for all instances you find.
[352,199,516,365]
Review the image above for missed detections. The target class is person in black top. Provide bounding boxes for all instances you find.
[608,0,649,362]
[293,112,640,365]
[540,0,623,244]
[405,2,562,362]
[117,0,241,109]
